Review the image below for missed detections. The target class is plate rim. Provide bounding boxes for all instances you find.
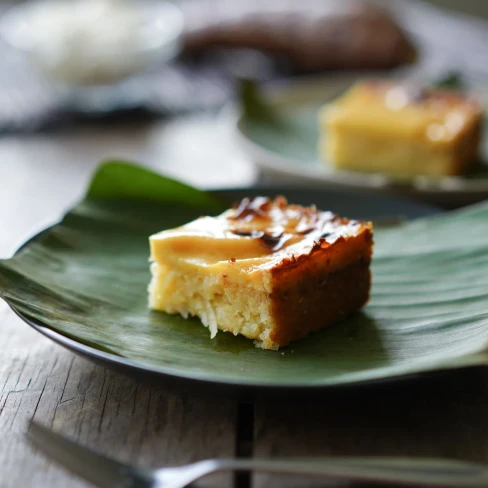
[11,306,488,399]
[6,186,488,397]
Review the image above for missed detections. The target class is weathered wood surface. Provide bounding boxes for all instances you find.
[0,118,253,488]
[0,302,237,488]
[253,372,488,487]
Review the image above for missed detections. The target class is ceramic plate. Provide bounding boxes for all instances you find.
[235,73,488,206]
[2,162,488,401]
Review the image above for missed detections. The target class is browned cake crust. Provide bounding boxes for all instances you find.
[449,121,482,175]
[268,226,373,347]
[228,196,374,347]
[270,258,371,347]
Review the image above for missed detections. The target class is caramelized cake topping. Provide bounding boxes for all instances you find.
[150,196,371,271]
[227,196,357,252]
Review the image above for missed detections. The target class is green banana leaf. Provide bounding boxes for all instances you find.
[0,161,487,387]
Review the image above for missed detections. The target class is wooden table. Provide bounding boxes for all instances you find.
[1,118,488,488]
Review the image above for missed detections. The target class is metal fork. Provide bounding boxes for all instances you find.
[28,420,488,488]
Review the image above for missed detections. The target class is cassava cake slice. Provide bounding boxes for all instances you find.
[149,196,373,350]
[319,81,483,176]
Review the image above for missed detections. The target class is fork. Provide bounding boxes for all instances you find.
[28,420,488,488]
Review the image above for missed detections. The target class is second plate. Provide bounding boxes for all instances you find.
[235,73,488,206]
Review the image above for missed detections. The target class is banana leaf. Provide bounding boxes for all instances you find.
[0,161,487,388]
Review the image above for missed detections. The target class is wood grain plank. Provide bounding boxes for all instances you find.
[0,308,237,488]
[252,374,488,488]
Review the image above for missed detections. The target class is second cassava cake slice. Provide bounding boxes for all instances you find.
[319,81,483,176]
[149,196,373,350]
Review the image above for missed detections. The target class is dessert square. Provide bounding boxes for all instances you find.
[319,81,483,176]
[149,196,373,350]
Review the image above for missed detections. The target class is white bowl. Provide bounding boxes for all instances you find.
[0,0,184,87]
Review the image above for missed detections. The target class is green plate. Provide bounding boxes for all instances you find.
[1,162,488,400]
[235,73,488,206]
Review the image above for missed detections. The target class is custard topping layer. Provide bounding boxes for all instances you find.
[150,197,371,273]
[323,81,482,144]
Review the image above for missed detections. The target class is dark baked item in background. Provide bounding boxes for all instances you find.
[183,2,416,73]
